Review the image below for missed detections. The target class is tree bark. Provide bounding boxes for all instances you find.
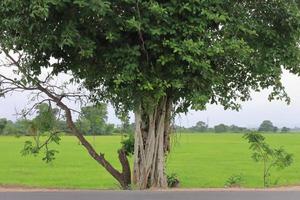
[133,97,172,189]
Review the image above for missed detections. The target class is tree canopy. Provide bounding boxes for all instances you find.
[77,104,111,135]
[258,120,278,132]
[214,123,228,133]
[1,1,300,113]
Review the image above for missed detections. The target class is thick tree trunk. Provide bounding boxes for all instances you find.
[133,97,172,189]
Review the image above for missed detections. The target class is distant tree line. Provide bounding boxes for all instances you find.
[174,120,294,134]
[174,121,251,133]
[0,103,134,136]
[0,106,295,136]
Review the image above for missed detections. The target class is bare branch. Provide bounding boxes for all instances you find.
[0,50,131,189]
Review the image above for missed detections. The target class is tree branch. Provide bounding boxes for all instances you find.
[0,51,131,189]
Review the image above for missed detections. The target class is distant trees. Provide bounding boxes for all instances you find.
[105,124,116,135]
[281,127,291,133]
[258,120,278,132]
[190,121,208,132]
[55,120,68,133]
[0,115,296,135]
[4,119,30,135]
[0,118,7,134]
[229,125,248,133]
[174,122,250,133]
[34,103,58,133]
[78,105,117,135]
[0,119,30,135]
[76,104,115,135]
[0,104,59,136]
[0,103,117,136]
[214,124,229,133]
[214,124,250,133]
[20,103,62,162]
[2,120,18,135]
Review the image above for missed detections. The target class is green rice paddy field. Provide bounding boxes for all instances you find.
[0,134,300,189]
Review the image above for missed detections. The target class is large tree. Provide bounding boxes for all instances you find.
[77,104,108,135]
[1,0,300,189]
[258,120,278,132]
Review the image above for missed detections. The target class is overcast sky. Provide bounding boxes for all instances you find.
[0,69,300,128]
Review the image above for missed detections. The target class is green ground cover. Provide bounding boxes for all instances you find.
[0,134,299,189]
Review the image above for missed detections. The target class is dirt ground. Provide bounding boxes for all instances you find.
[1,185,300,192]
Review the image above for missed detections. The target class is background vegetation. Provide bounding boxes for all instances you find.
[0,103,296,136]
[0,134,299,189]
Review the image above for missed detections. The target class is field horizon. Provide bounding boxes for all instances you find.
[0,133,300,189]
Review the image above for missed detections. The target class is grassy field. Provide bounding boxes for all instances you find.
[0,134,300,189]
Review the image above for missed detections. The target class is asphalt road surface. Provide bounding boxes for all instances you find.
[1,191,300,200]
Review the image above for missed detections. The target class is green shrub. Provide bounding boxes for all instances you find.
[121,134,134,156]
[167,173,180,188]
[225,174,244,188]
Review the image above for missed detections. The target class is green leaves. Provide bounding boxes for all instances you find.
[21,132,61,164]
[59,22,79,48]
[19,103,60,164]
[148,1,167,17]
[78,38,96,58]
[21,141,39,156]
[42,149,59,163]
[273,148,294,170]
[244,132,293,187]
[126,17,141,31]
[201,8,228,23]
[121,133,134,156]
[77,104,108,135]
[30,0,49,19]
[1,0,300,116]
[34,103,58,133]
[74,0,89,7]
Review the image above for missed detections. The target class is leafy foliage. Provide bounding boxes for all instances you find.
[244,132,293,187]
[214,124,229,133]
[34,103,58,133]
[77,104,109,135]
[20,103,61,163]
[1,1,300,115]
[167,173,180,188]
[225,174,245,188]
[21,141,39,156]
[0,118,7,134]
[21,131,60,163]
[121,134,135,156]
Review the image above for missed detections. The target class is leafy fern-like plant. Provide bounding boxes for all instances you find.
[244,132,293,187]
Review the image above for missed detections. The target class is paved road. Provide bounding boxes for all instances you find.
[0,191,300,200]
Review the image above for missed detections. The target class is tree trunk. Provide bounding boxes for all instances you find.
[133,97,172,189]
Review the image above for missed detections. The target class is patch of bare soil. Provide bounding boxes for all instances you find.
[162,186,300,192]
[0,185,81,192]
[1,185,300,192]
